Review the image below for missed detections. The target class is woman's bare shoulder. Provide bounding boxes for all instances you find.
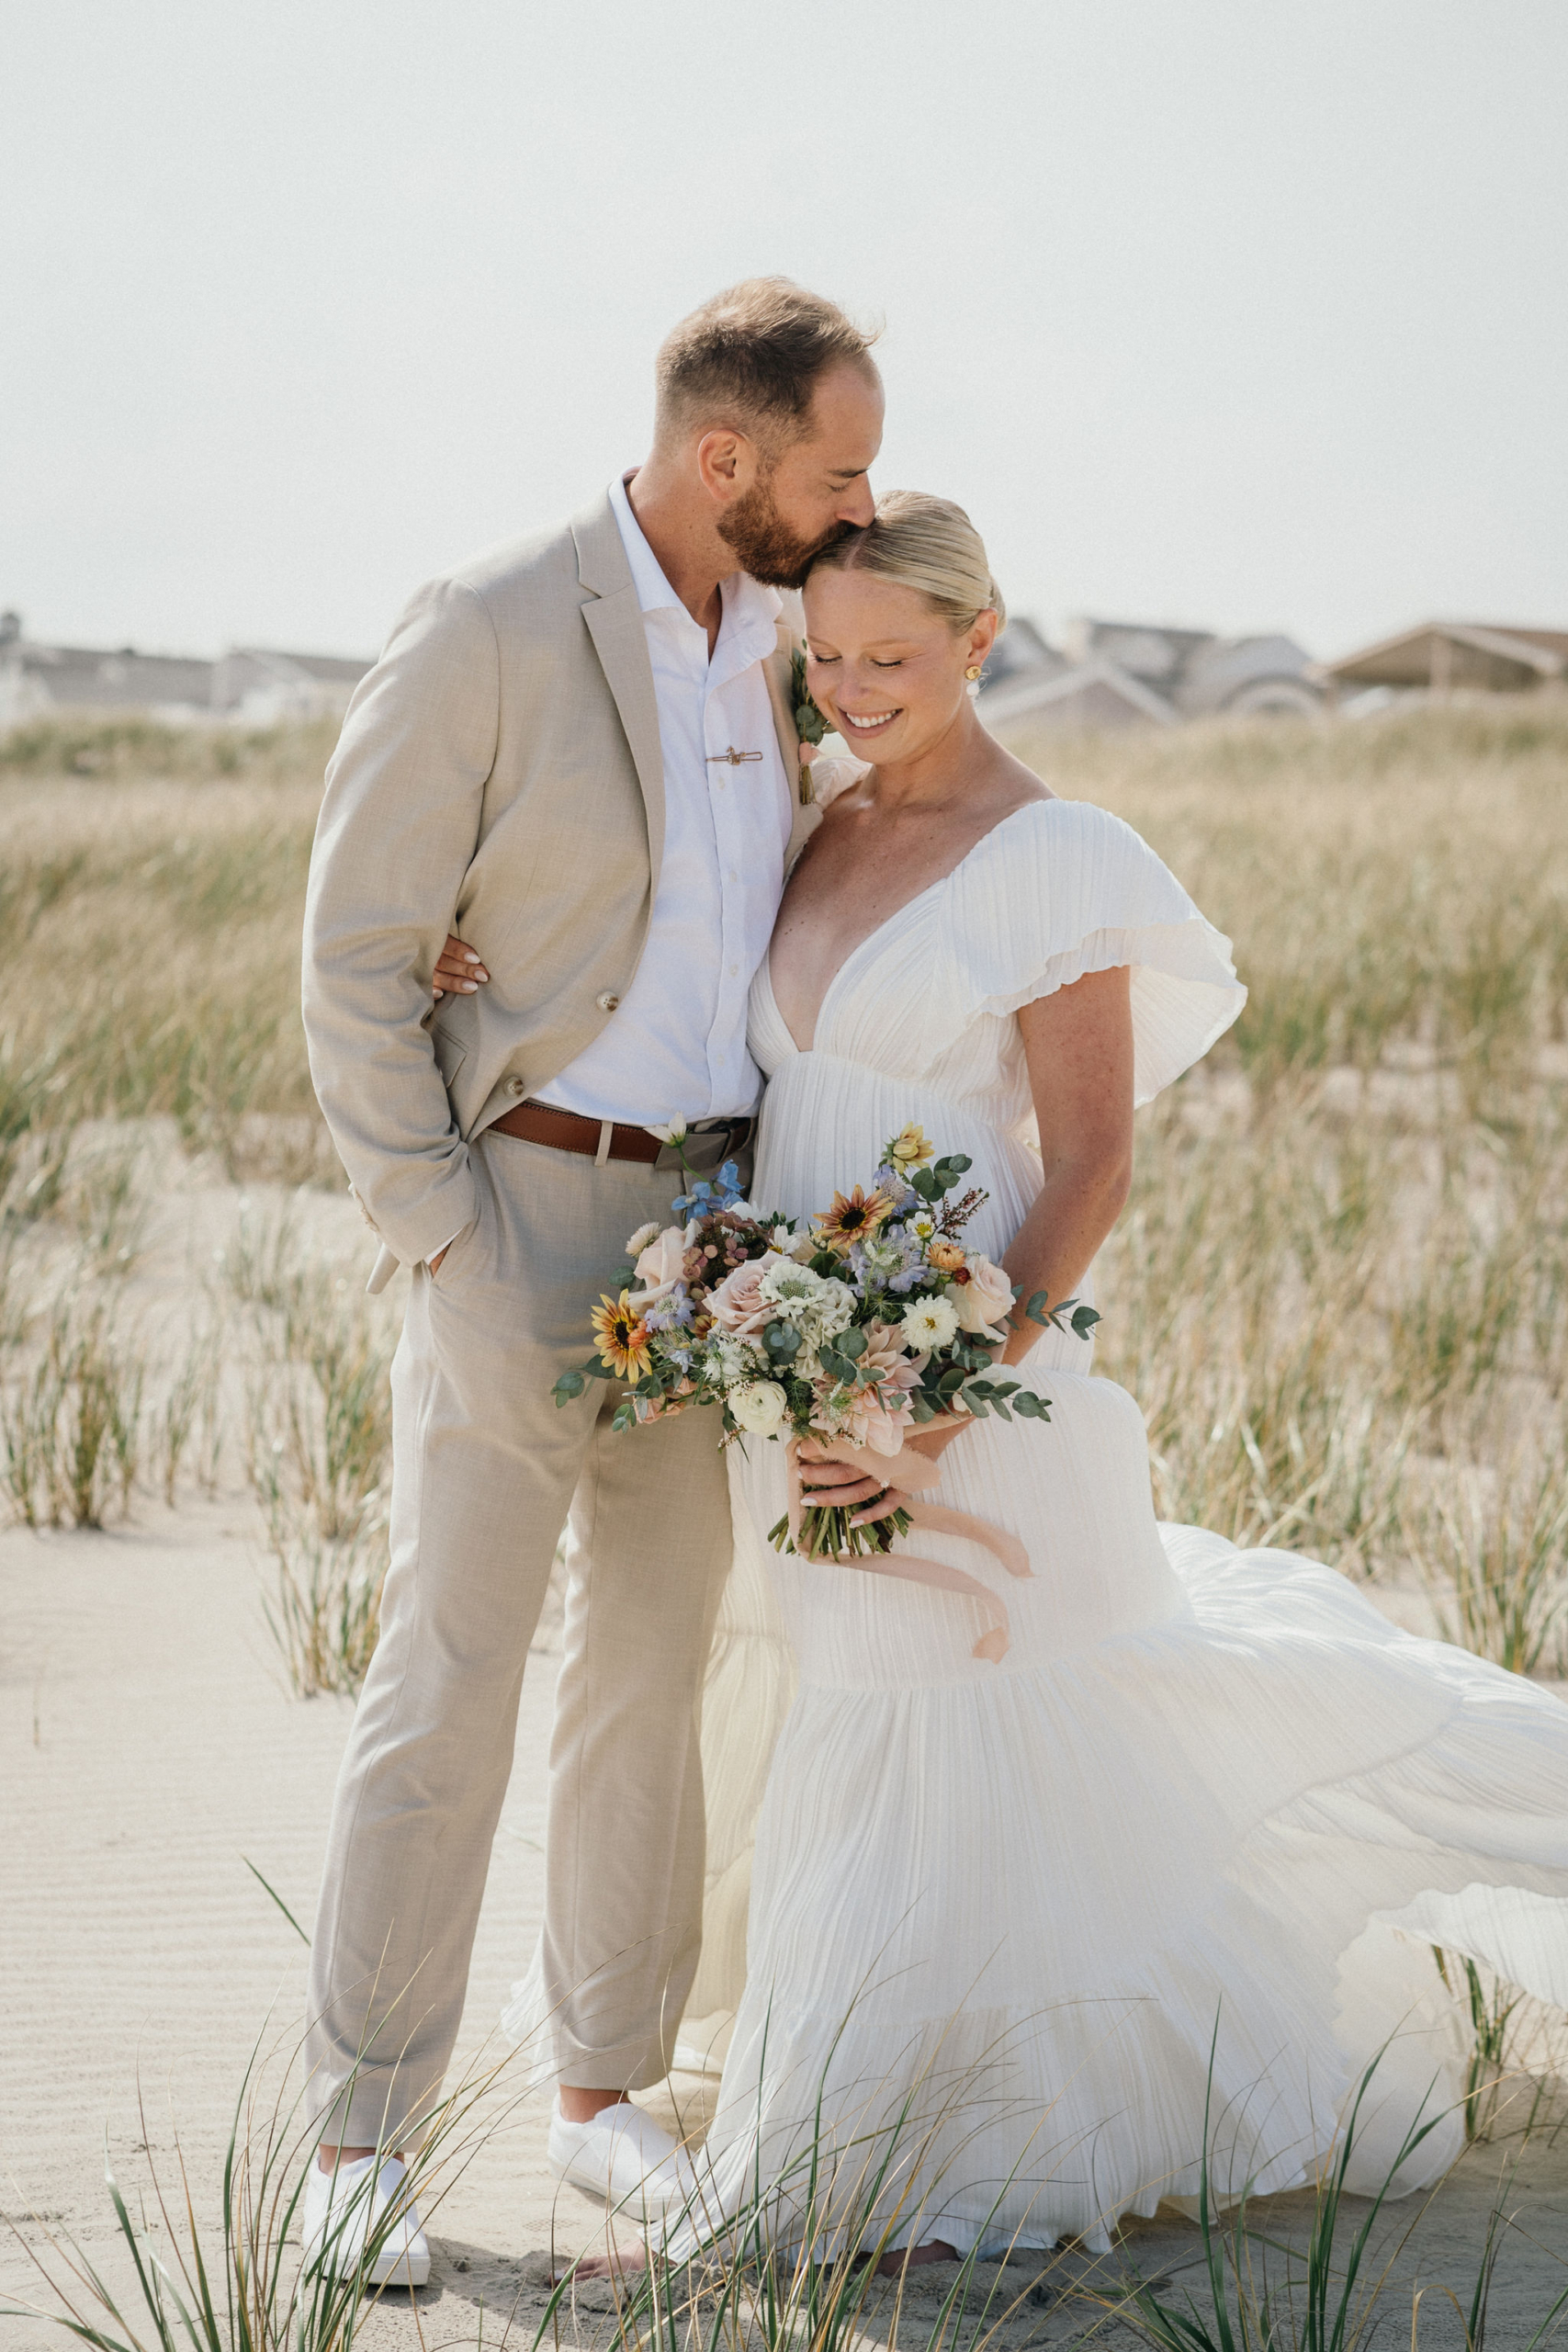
[990,741,1056,806]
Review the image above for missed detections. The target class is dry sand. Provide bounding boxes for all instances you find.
[3,1144,1566,2347]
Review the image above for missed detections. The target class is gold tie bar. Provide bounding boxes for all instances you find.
[706,746,764,765]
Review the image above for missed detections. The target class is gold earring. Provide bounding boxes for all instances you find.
[964,664,983,679]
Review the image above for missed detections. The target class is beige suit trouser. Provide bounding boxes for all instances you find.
[305,1131,734,2145]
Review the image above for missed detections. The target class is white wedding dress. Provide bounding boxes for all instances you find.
[659,796,1568,2259]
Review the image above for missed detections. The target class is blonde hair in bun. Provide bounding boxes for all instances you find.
[810,491,1006,634]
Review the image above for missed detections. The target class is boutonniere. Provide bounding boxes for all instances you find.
[790,644,830,806]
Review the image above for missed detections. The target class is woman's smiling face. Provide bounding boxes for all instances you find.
[802,567,997,765]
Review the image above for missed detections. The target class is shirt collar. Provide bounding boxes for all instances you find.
[609,472,784,650]
[608,472,682,616]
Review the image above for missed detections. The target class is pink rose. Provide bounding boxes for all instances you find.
[953,1252,1014,1338]
[708,1250,785,1338]
[630,1226,688,1307]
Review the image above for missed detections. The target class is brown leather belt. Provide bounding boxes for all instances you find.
[490,1098,752,1167]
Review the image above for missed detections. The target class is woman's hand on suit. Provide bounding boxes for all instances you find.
[433,936,490,998]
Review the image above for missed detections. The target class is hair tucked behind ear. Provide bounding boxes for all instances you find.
[808,491,1005,633]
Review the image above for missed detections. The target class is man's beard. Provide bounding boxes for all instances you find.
[716,477,857,590]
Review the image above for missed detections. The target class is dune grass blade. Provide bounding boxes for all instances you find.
[0,1299,147,1530]
[1100,2035,1460,2352]
[229,1227,396,1695]
[241,1856,311,1947]
[2,2007,525,2352]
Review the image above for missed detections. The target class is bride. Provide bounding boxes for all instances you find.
[520,492,1568,2261]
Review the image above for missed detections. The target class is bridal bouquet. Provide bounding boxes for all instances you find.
[551,1124,1099,1563]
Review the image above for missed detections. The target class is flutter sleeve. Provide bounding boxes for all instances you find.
[939,798,1247,1104]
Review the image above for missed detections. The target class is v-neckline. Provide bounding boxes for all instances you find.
[766,800,1049,1056]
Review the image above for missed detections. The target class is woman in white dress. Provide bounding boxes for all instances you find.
[650,492,1568,2264]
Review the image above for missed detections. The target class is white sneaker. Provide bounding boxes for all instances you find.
[547,2099,698,2220]
[302,2154,432,2288]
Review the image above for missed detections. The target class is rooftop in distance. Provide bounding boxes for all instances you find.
[0,611,372,729]
[979,613,1568,733]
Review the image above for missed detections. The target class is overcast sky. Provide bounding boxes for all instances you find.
[4,1,1565,664]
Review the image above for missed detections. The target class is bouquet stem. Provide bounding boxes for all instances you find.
[768,1501,913,1560]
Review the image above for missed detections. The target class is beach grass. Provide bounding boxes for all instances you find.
[0,755,325,1169]
[8,2016,1562,2352]
[4,697,1568,1680]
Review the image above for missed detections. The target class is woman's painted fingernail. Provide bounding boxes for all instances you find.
[475,967,489,980]
[462,979,478,991]
[464,950,480,962]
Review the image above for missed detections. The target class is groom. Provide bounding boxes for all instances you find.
[299,277,883,2274]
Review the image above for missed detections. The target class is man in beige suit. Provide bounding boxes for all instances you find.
[299,279,883,2281]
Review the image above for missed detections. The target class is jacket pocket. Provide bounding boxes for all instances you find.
[432,1020,468,1089]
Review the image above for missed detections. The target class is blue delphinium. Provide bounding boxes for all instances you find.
[672,1159,744,1220]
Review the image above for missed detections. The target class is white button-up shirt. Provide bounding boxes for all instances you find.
[536,473,793,1125]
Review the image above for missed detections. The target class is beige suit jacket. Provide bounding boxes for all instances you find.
[301,492,807,1273]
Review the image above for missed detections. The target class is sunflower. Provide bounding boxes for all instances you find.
[813,1185,895,1255]
[591,1291,654,1380]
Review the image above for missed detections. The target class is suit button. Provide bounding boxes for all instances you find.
[507,1076,525,1096]
[595,990,620,1012]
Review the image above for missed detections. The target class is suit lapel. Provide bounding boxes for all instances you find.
[573,498,816,890]
[572,494,665,892]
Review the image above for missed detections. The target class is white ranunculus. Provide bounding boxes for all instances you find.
[900,1295,961,1351]
[730,1380,789,1435]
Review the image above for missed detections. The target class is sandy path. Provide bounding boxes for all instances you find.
[0,1494,624,2346]
[3,1131,1566,2346]
[6,1500,1568,2350]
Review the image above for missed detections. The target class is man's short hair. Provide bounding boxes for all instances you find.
[655,277,879,452]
